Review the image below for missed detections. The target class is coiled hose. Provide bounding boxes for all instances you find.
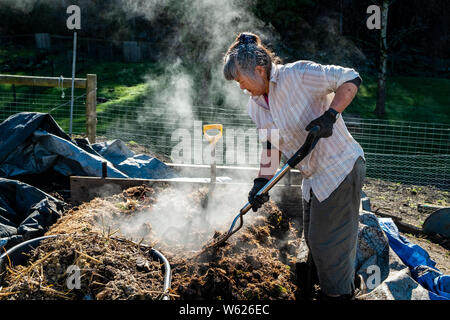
[150,247,172,300]
[0,234,172,300]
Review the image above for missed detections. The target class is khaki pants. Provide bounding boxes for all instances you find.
[302,156,366,295]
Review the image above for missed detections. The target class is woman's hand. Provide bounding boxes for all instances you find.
[305,108,339,138]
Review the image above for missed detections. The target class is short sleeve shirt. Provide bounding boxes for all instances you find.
[247,60,365,202]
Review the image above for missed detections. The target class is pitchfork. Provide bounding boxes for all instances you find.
[202,125,321,250]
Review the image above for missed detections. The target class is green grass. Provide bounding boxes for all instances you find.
[0,48,165,133]
[347,74,450,124]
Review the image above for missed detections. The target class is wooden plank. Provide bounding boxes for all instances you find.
[417,203,448,214]
[373,209,425,236]
[0,74,87,88]
[69,176,302,204]
[166,163,303,186]
[85,74,97,143]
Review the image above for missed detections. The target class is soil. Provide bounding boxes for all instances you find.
[363,177,450,274]
[363,178,450,227]
[168,201,300,300]
[46,180,450,297]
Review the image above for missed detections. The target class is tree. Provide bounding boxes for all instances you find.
[374,0,390,117]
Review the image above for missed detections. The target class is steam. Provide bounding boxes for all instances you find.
[143,59,195,122]
[1,0,42,13]
[118,0,169,22]
[133,0,277,123]
[102,1,284,253]
[103,1,285,251]
[107,183,257,252]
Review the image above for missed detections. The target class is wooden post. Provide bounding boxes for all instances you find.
[86,74,97,143]
[0,74,97,143]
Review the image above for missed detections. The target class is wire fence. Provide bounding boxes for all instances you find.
[0,91,87,134]
[0,92,449,189]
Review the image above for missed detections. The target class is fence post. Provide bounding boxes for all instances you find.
[86,74,97,143]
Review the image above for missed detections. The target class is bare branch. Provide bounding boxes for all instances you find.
[388,25,429,47]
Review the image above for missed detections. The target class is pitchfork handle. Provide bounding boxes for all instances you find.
[239,126,321,216]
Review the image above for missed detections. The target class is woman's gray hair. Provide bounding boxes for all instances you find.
[223,32,281,81]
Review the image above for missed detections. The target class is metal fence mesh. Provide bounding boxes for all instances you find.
[0,92,449,189]
[0,92,86,134]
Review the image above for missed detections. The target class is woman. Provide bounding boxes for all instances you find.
[223,32,366,300]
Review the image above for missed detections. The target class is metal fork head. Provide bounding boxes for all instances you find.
[203,212,244,249]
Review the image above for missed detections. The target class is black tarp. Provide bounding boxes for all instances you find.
[0,112,176,179]
[0,178,65,250]
[0,112,177,249]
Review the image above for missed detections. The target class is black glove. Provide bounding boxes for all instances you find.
[248,177,270,212]
[305,108,339,138]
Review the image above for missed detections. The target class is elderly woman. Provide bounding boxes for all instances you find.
[223,32,366,300]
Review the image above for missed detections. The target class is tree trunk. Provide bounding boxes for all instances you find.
[374,0,389,117]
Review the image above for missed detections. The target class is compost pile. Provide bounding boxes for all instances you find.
[1,184,301,300]
[168,200,300,300]
[0,233,165,300]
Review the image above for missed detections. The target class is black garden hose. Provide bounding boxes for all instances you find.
[0,234,172,300]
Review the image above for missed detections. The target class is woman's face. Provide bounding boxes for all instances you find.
[235,66,268,96]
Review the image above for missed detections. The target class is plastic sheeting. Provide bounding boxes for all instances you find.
[355,212,391,287]
[0,178,65,250]
[296,209,449,300]
[0,112,179,249]
[355,212,435,300]
[91,139,176,179]
[0,112,176,180]
[357,192,449,300]
[378,218,450,300]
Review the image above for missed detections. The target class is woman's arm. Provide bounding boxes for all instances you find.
[329,81,359,113]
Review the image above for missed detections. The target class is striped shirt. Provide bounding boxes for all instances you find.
[247,60,365,202]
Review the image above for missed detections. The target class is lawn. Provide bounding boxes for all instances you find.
[348,74,450,124]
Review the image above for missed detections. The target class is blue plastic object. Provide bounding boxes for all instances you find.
[378,217,450,300]
[92,139,176,179]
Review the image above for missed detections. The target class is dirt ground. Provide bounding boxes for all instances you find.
[24,159,449,279]
[44,179,450,292]
[363,177,450,274]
